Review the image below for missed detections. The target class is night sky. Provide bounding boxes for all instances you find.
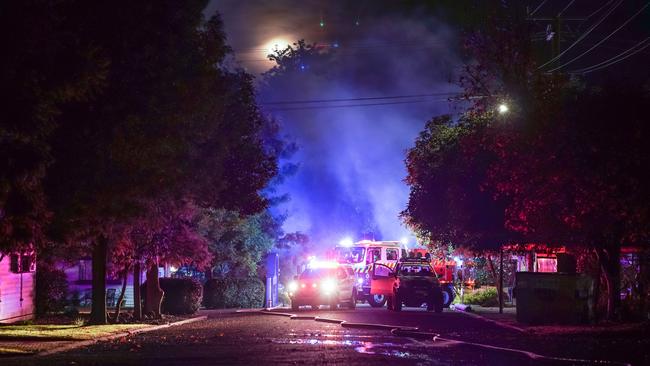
[208,0,462,247]
[207,0,650,248]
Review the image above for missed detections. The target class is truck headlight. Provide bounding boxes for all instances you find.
[288,281,298,293]
[321,278,337,295]
[357,278,364,285]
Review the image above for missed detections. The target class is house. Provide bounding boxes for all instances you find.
[61,259,175,308]
[0,251,36,323]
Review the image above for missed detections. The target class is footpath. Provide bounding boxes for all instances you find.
[453,304,649,335]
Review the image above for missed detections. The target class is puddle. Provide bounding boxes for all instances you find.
[272,332,442,364]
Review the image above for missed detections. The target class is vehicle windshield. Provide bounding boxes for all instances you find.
[399,264,434,277]
[300,268,335,279]
[334,247,365,264]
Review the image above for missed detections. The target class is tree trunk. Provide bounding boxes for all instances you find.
[597,246,621,320]
[486,254,501,294]
[592,250,602,320]
[89,237,108,325]
[112,269,129,322]
[144,262,164,318]
[133,261,142,321]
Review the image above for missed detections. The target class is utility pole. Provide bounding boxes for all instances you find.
[499,249,504,314]
[552,15,562,57]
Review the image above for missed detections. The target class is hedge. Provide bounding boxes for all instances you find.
[203,277,265,309]
[35,263,69,315]
[142,278,203,315]
[463,287,499,307]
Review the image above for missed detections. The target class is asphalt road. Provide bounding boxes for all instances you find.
[4,305,647,366]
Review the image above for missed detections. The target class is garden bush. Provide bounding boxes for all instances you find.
[462,287,499,306]
[157,278,203,315]
[203,277,265,309]
[35,263,69,315]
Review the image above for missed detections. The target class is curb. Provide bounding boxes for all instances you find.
[454,308,526,333]
[340,322,418,331]
[314,317,345,324]
[390,329,440,339]
[37,315,208,357]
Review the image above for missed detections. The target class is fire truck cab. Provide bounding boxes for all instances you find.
[333,240,402,307]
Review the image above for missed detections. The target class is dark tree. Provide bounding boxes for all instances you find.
[0,1,106,253]
[41,2,276,324]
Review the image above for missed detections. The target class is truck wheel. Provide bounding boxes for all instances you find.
[291,302,299,311]
[368,294,387,308]
[442,285,455,308]
[348,290,357,310]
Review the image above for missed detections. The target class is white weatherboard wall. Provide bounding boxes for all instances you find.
[0,255,35,323]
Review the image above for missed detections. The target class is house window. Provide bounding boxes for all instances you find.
[9,252,36,273]
[10,254,20,272]
[537,257,557,272]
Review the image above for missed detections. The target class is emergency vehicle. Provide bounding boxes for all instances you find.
[332,242,457,308]
[287,260,358,311]
[370,257,444,313]
[332,240,402,307]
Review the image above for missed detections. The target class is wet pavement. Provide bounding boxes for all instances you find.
[2,305,647,365]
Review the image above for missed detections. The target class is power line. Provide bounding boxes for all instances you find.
[235,41,446,54]
[547,2,650,72]
[260,92,460,105]
[585,0,615,20]
[264,96,477,112]
[568,37,650,74]
[530,0,549,16]
[558,0,576,17]
[537,0,622,69]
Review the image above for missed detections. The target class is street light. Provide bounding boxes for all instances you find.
[498,103,509,114]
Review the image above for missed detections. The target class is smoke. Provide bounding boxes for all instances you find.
[210,1,461,247]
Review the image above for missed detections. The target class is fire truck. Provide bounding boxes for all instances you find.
[332,240,402,307]
[332,242,457,308]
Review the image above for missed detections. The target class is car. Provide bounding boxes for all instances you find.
[288,262,358,311]
[370,258,444,313]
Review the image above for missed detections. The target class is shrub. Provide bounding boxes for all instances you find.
[203,277,265,309]
[462,287,499,306]
[157,278,203,315]
[35,263,69,316]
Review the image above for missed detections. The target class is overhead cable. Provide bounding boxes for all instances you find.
[538,0,622,69]
[260,92,460,105]
[264,96,481,112]
[547,2,650,72]
[568,37,650,74]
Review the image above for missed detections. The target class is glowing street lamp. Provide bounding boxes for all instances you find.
[498,103,509,114]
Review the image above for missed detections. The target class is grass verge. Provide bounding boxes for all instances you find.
[0,324,148,341]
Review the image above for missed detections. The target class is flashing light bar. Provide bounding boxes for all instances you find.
[339,237,354,247]
[307,258,339,269]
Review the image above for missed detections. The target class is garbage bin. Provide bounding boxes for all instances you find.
[514,272,593,324]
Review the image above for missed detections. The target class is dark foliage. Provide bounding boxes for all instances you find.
[203,278,264,309]
[143,278,203,315]
[35,263,69,315]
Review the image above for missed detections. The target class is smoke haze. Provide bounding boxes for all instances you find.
[209,1,462,247]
